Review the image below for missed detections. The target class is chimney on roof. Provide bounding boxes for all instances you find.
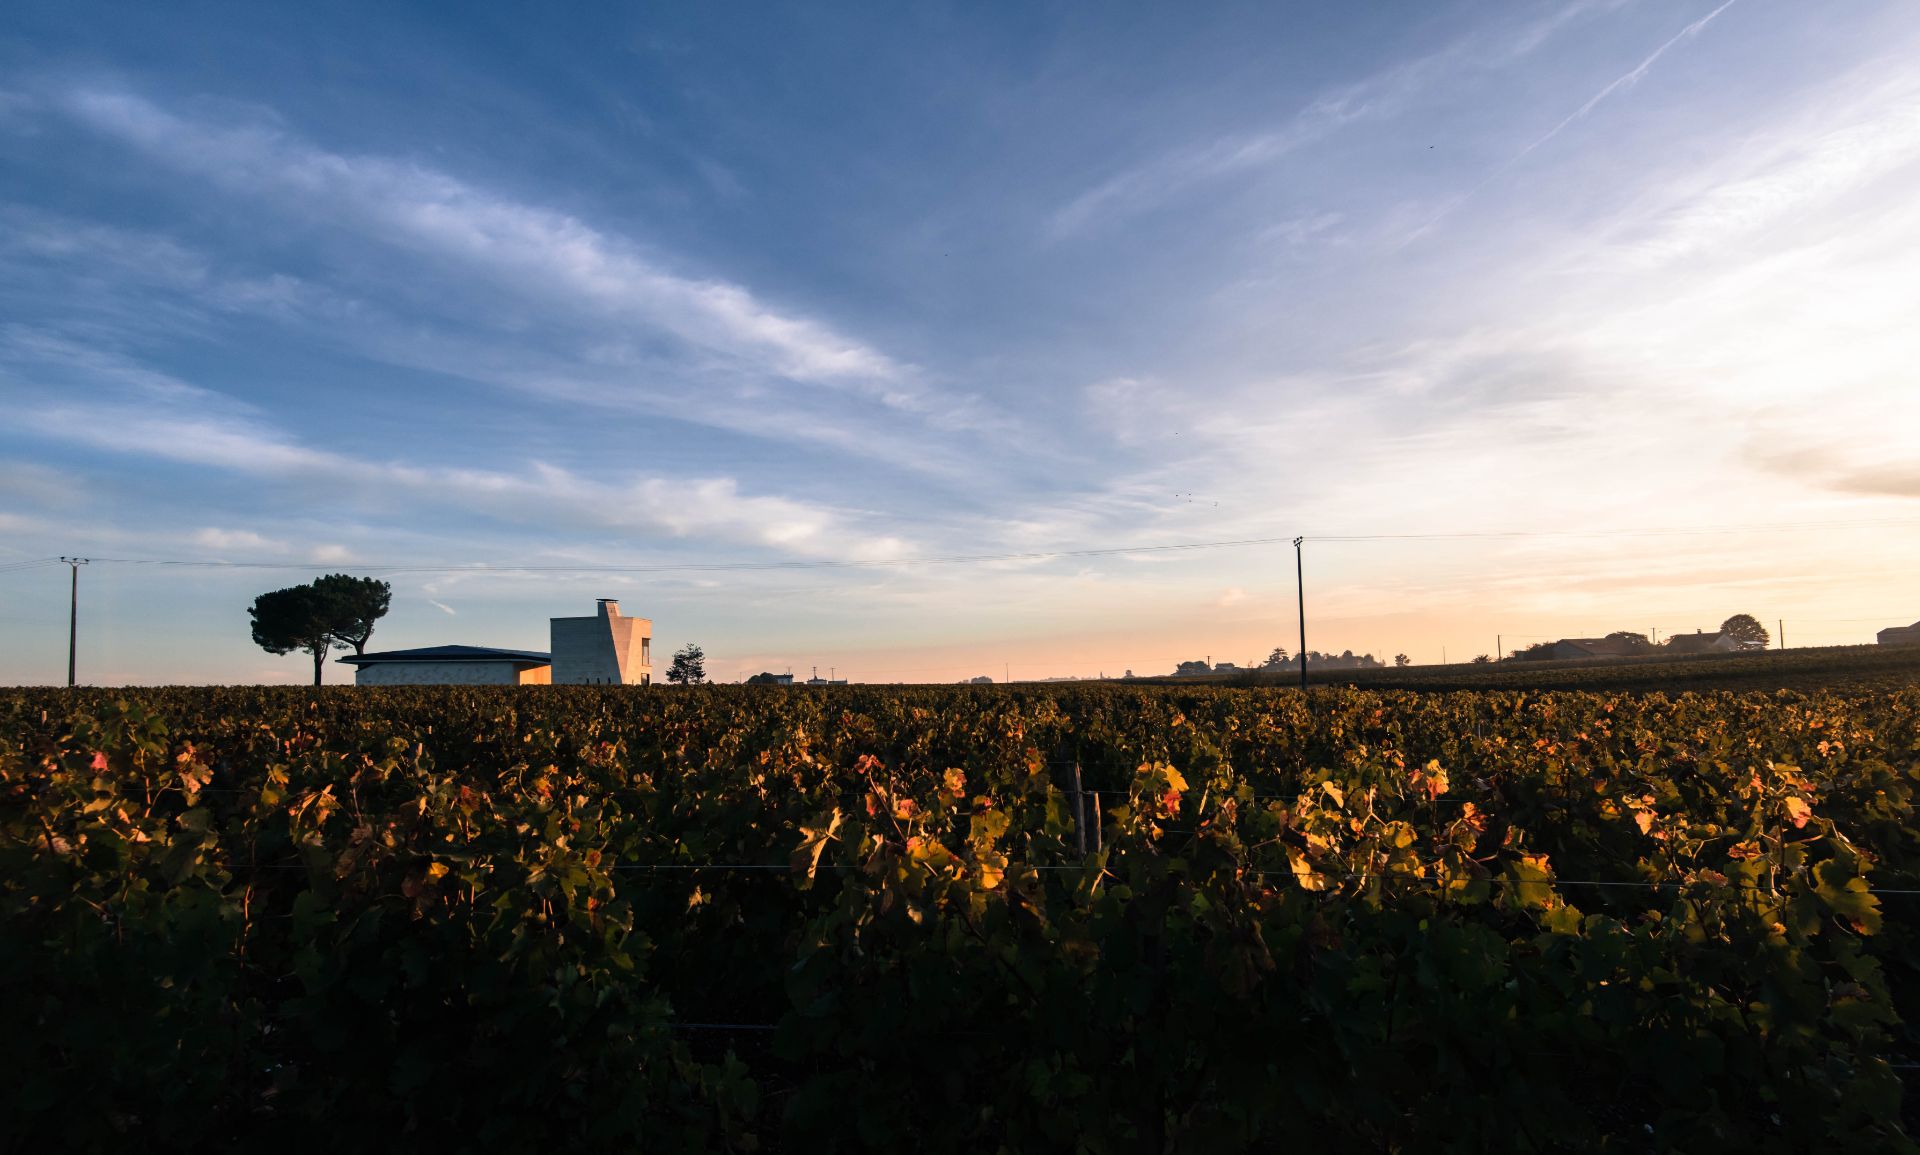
[598,599,619,619]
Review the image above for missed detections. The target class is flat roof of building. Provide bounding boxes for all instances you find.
[337,645,552,666]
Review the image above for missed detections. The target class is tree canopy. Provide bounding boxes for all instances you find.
[1721,614,1770,649]
[667,644,708,685]
[312,573,391,655]
[248,575,393,684]
[249,585,337,686]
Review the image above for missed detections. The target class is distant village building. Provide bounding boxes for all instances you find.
[338,645,553,686]
[338,599,651,686]
[969,675,994,684]
[1880,621,1920,647]
[1528,637,1646,661]
[1174,660,1213,676]
[1664,629,1745,656]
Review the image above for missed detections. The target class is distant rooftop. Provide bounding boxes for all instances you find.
[337,645,552,666]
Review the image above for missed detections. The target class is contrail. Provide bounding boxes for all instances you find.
[1405,0,1740,242]
[1515,0,1740,164]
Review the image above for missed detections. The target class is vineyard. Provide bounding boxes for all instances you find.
[5,684,1919,1152]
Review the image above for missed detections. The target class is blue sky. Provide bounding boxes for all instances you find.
[3,0,1919,684]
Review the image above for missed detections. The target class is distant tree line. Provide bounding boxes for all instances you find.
[1263,647,1385,671]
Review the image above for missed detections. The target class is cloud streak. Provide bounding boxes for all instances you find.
[59,89,912,395]
[19,389,913,563]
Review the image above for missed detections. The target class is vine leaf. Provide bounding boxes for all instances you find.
[791,809,843,882]
[1812,858,1881,935]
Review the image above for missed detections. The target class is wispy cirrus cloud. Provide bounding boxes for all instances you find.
[18,386,914,563]
[1598,68,1920,268]
[191,527,290,553]
[54,88,913,395]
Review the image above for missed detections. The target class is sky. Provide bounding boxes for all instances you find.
[3,0,1919,685]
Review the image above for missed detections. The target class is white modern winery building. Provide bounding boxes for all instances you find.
[338,599,653,686]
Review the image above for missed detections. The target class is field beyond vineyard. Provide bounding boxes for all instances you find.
[5,684,1919,1153]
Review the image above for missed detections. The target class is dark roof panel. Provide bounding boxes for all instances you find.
[337,645,551,666]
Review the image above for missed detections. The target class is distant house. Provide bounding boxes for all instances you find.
[1541,637,1645,661]
[1665,630,1745,655]
[1880,621,1920,647]
[338,599,652,687]
[969,675,994,684]
[338,645,553,686]
[1173,660,1213,676]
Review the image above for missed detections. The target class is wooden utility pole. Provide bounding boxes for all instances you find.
[1293,537,1307,691]
[60,557,88,687]
[1779,619,1785,650]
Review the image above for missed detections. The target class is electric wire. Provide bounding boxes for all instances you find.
[11,514,1915,578]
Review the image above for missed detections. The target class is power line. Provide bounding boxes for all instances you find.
[8,514,1916,580]
[71,537,1306,575]
[21,513,1914,578]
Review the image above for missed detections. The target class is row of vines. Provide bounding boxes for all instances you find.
[5,684,1920,1152]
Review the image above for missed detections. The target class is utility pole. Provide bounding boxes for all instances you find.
[1497,634,1502,664]
[1651,626,1660,645]
[1293,537,1307,692]
[1779,619,1785,650]
[60,557,89,687]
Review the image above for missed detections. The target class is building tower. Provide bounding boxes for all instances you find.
[550,599,652,685]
